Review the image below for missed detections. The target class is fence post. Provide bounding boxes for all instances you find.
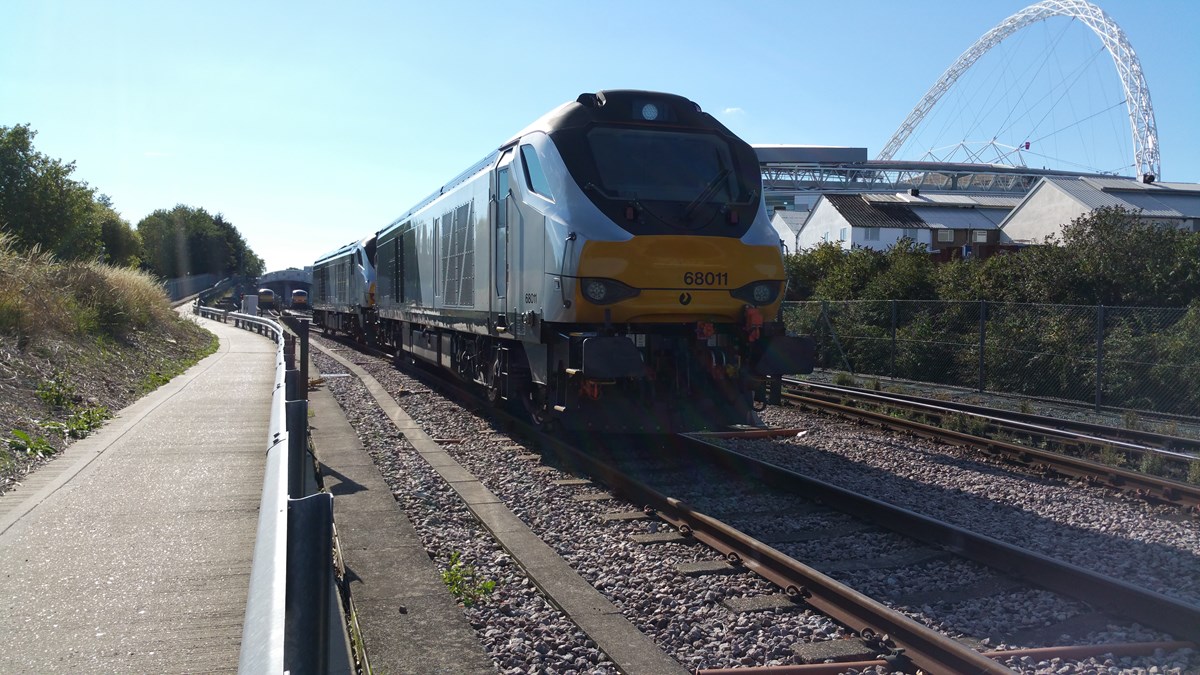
[286,398,309,498]
[284,492,333,675]
[890,300,897,378]
[1095,304,1105,412]
[978,300,987,393]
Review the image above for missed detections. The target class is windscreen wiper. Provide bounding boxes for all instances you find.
[682,167,732,221]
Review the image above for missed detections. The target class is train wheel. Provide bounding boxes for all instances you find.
[486,357,503,407]
[520,383,551,429]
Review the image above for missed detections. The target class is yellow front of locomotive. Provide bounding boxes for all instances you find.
[572,236,785,325]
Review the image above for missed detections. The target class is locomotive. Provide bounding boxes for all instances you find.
[256,287,276,312]
[313,90,812,432]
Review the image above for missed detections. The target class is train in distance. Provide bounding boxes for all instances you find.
[256,288,276,312]
[311,89,813,433]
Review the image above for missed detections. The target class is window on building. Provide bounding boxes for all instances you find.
[903,228,919,240]
[865,227,880,241]
[973,230,988,243]
[839,227,848,241]
[937,229,954,242]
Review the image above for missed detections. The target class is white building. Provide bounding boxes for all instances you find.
[793,191,1020,259]
[1000,176,1200,244]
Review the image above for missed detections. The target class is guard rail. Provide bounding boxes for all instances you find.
[194,303,351,674]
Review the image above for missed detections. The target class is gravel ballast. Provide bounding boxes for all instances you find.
[313,342,1200,674]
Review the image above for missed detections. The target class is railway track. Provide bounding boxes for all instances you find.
[532,429,1198,672]
[782,379,1200,512]
[308,333,1200,673]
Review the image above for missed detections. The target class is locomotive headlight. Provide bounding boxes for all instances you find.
[752,284,772,303]
[584,280,608,302]
[731,280,781,306]
[640,103,660,121]
[580,278,640,305]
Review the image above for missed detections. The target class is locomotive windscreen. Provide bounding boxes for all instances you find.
[553,117,762,237]
[587,128,747,204]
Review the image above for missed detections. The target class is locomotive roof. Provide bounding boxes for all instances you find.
[314,236,373,265]
[376,90,725,240]
[503,90,722,143]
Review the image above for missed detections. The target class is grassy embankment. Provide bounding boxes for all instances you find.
[0,233,218,492]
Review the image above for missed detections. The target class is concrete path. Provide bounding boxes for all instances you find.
[0,315,275,673]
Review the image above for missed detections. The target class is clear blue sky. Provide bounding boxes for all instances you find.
[3,0,1197,272]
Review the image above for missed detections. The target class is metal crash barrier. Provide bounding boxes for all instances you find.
[194,303,350,674]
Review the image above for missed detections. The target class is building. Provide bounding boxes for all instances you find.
[769,208,808,254]
[1000,176,1200,244]
[793,190,1020,260]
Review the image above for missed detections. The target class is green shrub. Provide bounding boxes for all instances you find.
[1099,444,1125,468]
[36,376,75,409]
[440,551,495,607]
[7,430,55,458]
[65,406,111,438]
[832,371,856,387]
[1138,451,1164,476]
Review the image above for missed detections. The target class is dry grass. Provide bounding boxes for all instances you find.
[0,232,218,493]
[0,233,174,344]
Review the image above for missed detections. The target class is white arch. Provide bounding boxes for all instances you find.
[877,0,1159,180]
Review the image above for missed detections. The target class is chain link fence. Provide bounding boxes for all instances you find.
[783,300,1200,417]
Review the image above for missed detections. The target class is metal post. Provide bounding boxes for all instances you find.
[286,368,300,403]
[1095,304,1105,412]
[298,320,310,397]
[284,492,333,675]
[890,300,897,378]
[284,334,296,371]
[286,399,308,498]
[283,317,311,397]
[977,300,987,393]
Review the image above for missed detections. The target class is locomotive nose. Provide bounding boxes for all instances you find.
[573,236,785,323]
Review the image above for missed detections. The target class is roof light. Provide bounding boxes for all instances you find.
[640,103,660,121]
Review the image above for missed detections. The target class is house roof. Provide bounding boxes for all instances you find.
[770,209,808,234]
[911,206,1008,229]
[1043,176,1200,218]
[825,193,1019,230]
[825,194,925,228]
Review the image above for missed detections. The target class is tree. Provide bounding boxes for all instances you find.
[784,241,844,300]
[861,238,937,301]
[0,124,102,260]
[1056,206,1200,307]
[137,205,264,280]
[96,197,142,267]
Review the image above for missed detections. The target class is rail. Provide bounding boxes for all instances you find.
[193,303,351,674]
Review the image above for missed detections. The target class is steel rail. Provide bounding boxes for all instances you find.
[783,390,1200,511]
[695,640,1196,674]
[787,379,1200,459]
[532,434,1009,674]
[677,433,1200,645]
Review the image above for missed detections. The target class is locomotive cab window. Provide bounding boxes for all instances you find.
[519,145,553,201]
[585,128,746,204]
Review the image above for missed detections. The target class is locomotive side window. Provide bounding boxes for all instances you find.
[519,144,553,201]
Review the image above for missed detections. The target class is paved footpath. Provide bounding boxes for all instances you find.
[0,314,275,673]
